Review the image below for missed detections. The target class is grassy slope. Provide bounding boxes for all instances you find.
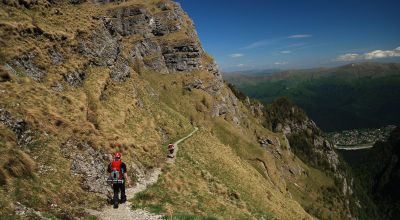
[131,71,350,219]
[1,1,351,219]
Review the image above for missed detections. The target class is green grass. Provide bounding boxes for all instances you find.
[167,213,218,220]
[83,216,97,220]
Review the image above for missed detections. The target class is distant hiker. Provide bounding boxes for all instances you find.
[107,152,131,209]
[167,143,175,158]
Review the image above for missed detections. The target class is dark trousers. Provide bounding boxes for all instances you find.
[112,183,126,206]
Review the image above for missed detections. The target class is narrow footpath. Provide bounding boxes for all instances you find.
[87,127,198,220]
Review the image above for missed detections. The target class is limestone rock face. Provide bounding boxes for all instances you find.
[11,53,45,82]
[162,43,203,72]
[110,56,131,82]
[184,78,203,91]
[152,8,185,36]
[130,39,169,74]
[60,139,111,196]
[77,18,122,66]
[108,6,153,37]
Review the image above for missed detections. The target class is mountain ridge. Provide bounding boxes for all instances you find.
[1,0,362,219]
[224,62,400,131]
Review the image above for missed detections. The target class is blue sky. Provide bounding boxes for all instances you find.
[176,0,400,71]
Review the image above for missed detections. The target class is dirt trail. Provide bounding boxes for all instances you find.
[86,127,198,220]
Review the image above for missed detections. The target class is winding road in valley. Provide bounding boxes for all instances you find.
[333,143,374,151]
[87,127,198,220]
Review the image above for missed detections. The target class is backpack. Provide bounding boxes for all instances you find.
[110,160,124,184]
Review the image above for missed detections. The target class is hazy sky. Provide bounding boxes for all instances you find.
[176,0,400,71]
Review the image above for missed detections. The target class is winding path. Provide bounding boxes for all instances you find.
[87,127,198,220]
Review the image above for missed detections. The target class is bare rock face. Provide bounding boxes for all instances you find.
[108,7,153,37]
[60,139,111,196]
[131,39,169,74]
[152,8,185,36]
[104,1,204,74]
[162,43,203,72]
[48,48,64,65]
[184,78,203,91]
[207,62,223,80]
[51,82,64,92]
[63,71,86,87]
[11,53,46,82]
[0,108,35,146]
[77,17,131,82]
[110,56,131,82]
[77,18,121,67]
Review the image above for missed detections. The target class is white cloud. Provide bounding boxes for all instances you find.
[274,61,288,65]
[229,53,244,58]
[242,38,283,49]
[242,40,269,49]
[287,34,312,39]
[364,48,400,59]
[336,53,361,61]
[237,64,245,67]
[336,47,400,61]
[280,50,291,54]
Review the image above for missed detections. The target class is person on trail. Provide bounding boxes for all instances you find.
[167,143,175,158]
[107,152,131,209]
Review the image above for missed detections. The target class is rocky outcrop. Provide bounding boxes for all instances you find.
[152,8,185,36]
[0,108,35,147]
[184,78,203,91]
[10,53,46,82]
[60,139,111,196]
[261,98,357,217]
[130,39,169,74]
[77,18,121,67]
[106,2,186,37]
[110,56,131,81]
[108,6,153,37]
[162,43,203,72]
[259,137,274,147]
[63,71,86,87]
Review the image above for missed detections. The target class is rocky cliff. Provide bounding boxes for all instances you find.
[240,96,361,219]
[1,0,359,219]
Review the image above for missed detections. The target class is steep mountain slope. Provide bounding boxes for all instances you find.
[1,0,359,219]
[224,62,400,131]
[350,127,400,220]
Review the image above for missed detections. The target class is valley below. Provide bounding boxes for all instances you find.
[326,125,396,150]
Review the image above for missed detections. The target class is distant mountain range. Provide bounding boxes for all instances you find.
[224,62,400,131]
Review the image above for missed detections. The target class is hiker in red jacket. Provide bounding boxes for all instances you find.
[167,143,175,158]
[107,152,131,209]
